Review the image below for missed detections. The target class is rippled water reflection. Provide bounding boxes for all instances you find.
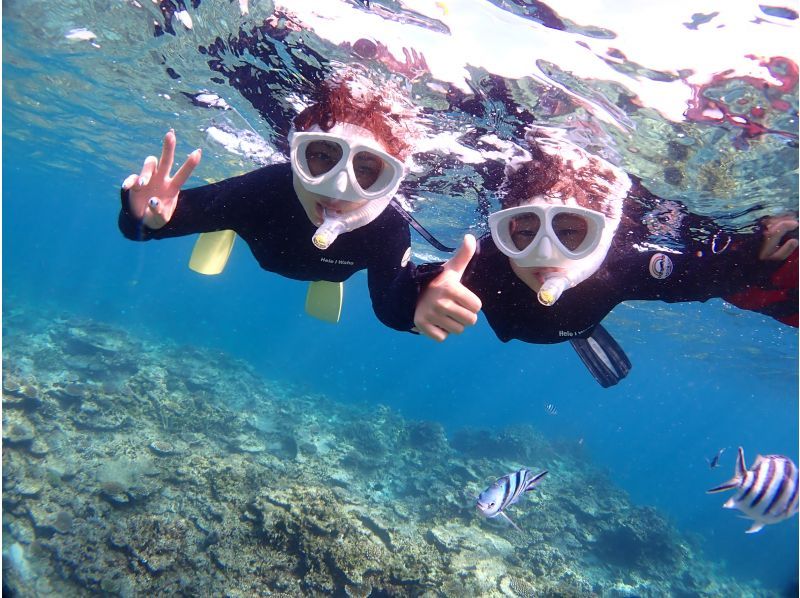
[5,0,797,234]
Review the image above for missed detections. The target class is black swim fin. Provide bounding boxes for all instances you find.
[569,324,632,388]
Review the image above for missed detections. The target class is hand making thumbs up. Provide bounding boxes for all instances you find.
[414,234,482,341]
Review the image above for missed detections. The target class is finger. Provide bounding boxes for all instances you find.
[138,155,158,186]
[418,321,448,342]
[431,314,465,335]
[432,297,478,327]
[156,130,177,179]
[444,234,477,278]
[169,149,202,192]
[447,285,482,313]
[773,238,799,261]
[768,220,798,238]
[146,197,167,226]
[122,174,139,191]
[147,197,161,217]
[760,222,797,259]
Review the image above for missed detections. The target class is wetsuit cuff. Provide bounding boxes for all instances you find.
[413,262,446,286]
[120,187,135,219]
[118,187,154,241]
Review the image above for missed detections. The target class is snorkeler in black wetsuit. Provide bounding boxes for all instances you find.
[119,73,431,331]
[462,189,795,345]
[119,162,421,329]
[413,128,798,385]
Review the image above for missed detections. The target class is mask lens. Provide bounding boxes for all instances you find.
[304,140,344,176]
[509,213,541,250]
[352,151,385,190]
[552,212,589,251]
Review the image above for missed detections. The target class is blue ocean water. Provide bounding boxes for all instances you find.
[3,1,799,594]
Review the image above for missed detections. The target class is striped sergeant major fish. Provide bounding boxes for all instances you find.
[707,446,798,533]
[476,468,548,531]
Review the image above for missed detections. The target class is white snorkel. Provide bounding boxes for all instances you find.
[537,275,570,307]
[535,216,618,306]
[311,196,393,249]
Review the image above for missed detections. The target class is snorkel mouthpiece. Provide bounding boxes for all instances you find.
[537,276,569,307]
[312,214,347,250]
[311,196,392,250]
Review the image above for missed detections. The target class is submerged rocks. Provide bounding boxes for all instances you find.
[52,511,74,534]
[108,514,196,576]
[2,418,36,448]
[52,382,90,406]
[99,481,134,506]
[2,377,44,411]
[1,309,781,597]
[451,425,551,462]
[148,440,179,456]
[68,398,130,432]
[232,434,267,454]
[399,419,450,453]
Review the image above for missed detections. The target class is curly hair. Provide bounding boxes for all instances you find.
[293,76,412,160]
[501,137,623,217]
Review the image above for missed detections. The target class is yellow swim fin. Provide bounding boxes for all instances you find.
[189,230,236,275]
[305,281,344,323]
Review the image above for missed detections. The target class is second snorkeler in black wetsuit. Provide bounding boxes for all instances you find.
[118,72,431,330]
[413,127,798,385]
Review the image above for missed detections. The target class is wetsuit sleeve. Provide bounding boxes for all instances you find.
[618,221,787,305]
[118,167,273,241]
[365,217,415,331]
[365,212,446,332]
[371,261,448,332]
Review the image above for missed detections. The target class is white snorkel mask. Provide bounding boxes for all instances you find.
[491,132,630,306]
[489,199,620,305]
[289,123,407,249]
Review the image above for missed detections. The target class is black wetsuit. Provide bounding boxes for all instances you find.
[456,184,797,344]
[118,162,419,330]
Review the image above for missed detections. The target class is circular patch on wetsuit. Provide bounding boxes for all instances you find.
[400,246,411,268]
[649,253,673,280]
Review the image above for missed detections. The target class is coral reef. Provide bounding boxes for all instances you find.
[2,306,779,597]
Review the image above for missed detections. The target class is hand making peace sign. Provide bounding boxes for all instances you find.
[121,130,202,229]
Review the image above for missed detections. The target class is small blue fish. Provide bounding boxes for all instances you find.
[476,468,548,531]
[707,447,799,533]
[544,402,558,416]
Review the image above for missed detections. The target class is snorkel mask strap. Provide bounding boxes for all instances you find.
[390,199,455,252]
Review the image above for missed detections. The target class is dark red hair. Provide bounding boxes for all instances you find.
[293,77,411,160]
[502,139,620,216]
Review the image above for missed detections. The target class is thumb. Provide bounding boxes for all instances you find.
[444,234,477,278]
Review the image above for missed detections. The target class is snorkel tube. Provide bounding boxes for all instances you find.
[533,229,614,306]
[312,196,392,250]
[532,212,621,306]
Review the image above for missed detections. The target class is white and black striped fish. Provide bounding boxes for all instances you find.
[544,402,558,416]
[476,468,548,531]
[707,446,798,533]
